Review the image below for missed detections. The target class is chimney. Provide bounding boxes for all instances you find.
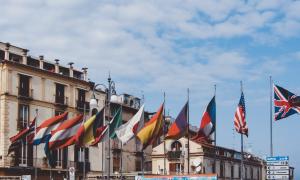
[68,62,74,78]
[82,67,88,81]
[54,59,60,73]
[4,43,10,60]
[39,55,44,69]
[22,49,28,65]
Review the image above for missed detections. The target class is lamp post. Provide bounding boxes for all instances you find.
[90,83,107,179]
[89,74,116,180]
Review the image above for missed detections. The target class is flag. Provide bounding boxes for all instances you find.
[137,104,164,149]
[192,96,216,141]
[66,108,105,147]
[274,84,300,120]
[109,107,122,139]
[116,105,144,145]
[33,112,68,145]
[91,107,122,145]
[8,118,36,155]
[49,114,83,149]
[165,102,188,140]
[234,92,248,136]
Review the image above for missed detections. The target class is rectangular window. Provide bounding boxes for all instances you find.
[17,104,32,166]
[55,83,65,104]
[77,89,88,111]
[19,74,30,97]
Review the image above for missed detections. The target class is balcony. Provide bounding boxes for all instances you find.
[112,141,121,154]
[76,100,90,112]
[17,87,33,100]
[72,161,90,173]
[167,151,182,161]
[54,96,68,107]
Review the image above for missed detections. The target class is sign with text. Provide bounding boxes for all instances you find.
[266,156,289,180]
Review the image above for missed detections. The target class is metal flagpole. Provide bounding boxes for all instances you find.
[141,93,145,176]
[108,75,112,180]
[270,76,273,157]
[83,103,86,180]
[213,85,217,174]
[102,100,105,179]
[240,81,244,180]
[120,106,123,179]
[163,92,166,175]
[35,109,38,180]
[187,88,190,175]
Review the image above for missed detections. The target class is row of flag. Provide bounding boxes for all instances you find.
[8,83,299,165]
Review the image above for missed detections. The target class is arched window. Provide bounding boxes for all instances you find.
[171,141,182,151]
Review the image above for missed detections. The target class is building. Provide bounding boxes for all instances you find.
[152,137,266,180]
[0,42,148,179]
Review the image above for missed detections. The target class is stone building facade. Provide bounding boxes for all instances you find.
[152,137,266,180]
[0,42,148,179]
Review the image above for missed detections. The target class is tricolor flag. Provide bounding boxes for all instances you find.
[33,112,68,145]
[73,108,105,147]
[274,84,300,120]
[48,114,83,149]
[91,107,122,145]
[116,105,144,145]
[234,92,248,136]
[8,118,36,155]
[165,102,188,140]
[137,104,164,149]
[192,96,216,142]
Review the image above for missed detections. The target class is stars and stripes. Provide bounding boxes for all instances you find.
[234,92,248,136]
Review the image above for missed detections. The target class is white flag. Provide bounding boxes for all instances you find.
[115,104,144,145]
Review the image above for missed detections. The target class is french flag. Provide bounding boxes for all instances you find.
[49,114,83,149]
[193,96,216,142]
[33,112,68,145]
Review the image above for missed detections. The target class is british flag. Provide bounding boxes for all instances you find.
[234,92,248,136]
[274,84,300,120]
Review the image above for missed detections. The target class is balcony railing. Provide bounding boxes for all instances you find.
[167,151,182,161]
[76,100,90,112]
[17,87,33,100]
[54,96,68,107]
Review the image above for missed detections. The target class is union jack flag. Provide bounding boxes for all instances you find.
[234,92,248,136]
[274,84,300,120]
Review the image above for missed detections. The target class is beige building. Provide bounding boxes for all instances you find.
[0,42,148,179]
[152,137,266,180]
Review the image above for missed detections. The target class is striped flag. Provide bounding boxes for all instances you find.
[33,112,68,145]
[137,104,164,149]
[8,118,36,155]
[234,92,248,136]
[48,114,83,149]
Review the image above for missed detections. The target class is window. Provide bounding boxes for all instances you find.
[55,83,65,104]
[0,50,4,60]
[17,104,33,166]
[9,53,22,63]
[220,161,224,177]
[77,89,89,111]
[18,104,29,129]
[54,111,68,168]
[19,74,30,97]
[231,165,234,179]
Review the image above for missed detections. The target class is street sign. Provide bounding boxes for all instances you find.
[266,175,289,180]
[266,156,289,180]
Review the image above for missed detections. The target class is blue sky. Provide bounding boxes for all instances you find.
[1,0,300,177]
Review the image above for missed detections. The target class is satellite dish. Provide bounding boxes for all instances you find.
[193,159,201,167]
[195,166,202,173]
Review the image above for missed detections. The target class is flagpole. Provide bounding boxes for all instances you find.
[187,88,190,175]
[270,76,273,157]
[163,92,166,175]
[141,93,145,177]
[83,103,86,180]
[213,85,217,174]
[102,100,105,179]
[240,81,244,180]
[120,106,123,179]
[35,109,38,180]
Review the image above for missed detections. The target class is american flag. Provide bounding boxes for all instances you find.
[234,92,248,136]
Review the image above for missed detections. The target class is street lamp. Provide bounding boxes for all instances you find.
[90,75,116,180]
[90,83,107,179]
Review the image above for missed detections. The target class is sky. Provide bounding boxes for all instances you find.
[1,0,300,177]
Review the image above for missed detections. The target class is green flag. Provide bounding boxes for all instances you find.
[109,107,122,139]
